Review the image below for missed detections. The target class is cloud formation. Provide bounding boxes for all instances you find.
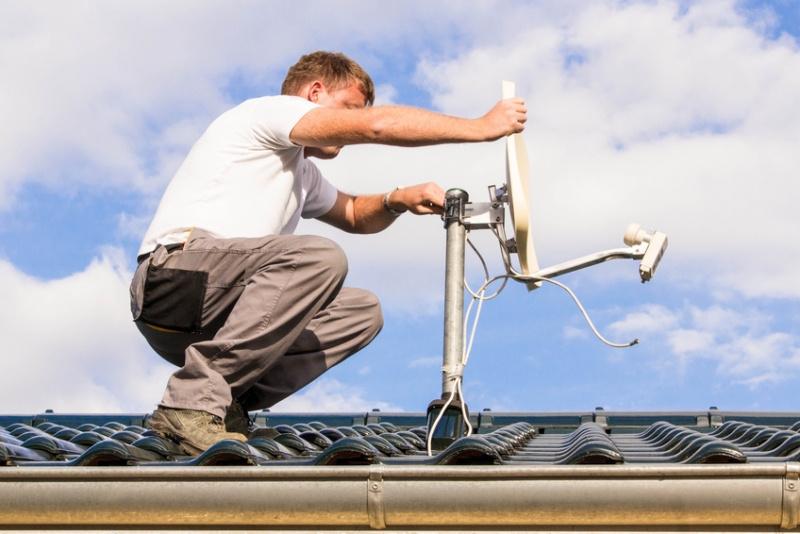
[609,302,800,387]
[0,250,174,413]
[271,378,401,412]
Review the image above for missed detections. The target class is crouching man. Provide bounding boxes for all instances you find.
[130,50,526,455]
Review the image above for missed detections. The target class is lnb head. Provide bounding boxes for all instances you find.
[624,223,669,282]
[624,223,648,246]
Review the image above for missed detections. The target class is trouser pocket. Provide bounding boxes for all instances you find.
[139,263,209,334]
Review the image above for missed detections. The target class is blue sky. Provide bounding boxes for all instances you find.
[1,0,799,415]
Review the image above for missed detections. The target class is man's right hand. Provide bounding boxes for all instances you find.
[479,97,527,141]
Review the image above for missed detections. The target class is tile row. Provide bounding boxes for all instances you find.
[2,419,799,467]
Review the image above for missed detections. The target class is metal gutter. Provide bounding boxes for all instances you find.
[1,463,798,530]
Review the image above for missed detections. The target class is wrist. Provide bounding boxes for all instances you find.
[383,187,407,217]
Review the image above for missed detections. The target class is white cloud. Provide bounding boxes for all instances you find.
[270,377,401,412]
[408,356,441,369]
[117,212,154,242]
[610,301,800,386]
[609,304,681,335]
[563,325,589,340]
[0,249,174,413]
[373,84,399,106]
[667,328,716,356]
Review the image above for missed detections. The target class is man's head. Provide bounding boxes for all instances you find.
[282,51,375,106]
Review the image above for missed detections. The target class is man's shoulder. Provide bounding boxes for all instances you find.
[203,95,317,146]
[213,95,311,120]
[243,96,320,143]
[220,95,317,127]
[238,94,317,112]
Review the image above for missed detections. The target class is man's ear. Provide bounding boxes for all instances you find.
[295,80,325,102]
[307,80,325,103]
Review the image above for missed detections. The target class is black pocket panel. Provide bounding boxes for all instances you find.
[140,264,208,334]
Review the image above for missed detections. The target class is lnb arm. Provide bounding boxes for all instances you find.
[530,224,668,283]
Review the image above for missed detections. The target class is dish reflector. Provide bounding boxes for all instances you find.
[502,81,540,290]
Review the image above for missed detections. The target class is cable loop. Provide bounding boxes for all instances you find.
[442,363,465,381]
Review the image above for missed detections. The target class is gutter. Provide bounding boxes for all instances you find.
[0,463,798,530]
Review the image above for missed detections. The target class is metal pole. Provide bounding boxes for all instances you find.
[442,189,469,397]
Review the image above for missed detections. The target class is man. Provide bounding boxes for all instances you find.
[130,51,526,455]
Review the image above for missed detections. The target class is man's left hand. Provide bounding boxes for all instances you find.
[387,182,446,216]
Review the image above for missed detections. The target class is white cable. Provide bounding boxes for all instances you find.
[472,223,636,348]
[462,287,485,367]
[465,236,507,300]
[488,271,638,348]
[425,375,474,457]
[492,224,512,267]
[426,385,457,456]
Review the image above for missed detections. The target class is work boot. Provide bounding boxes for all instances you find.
[225,399,280,440]
[147,406,247,456]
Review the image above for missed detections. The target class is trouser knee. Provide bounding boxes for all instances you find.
[361,290,384,341]
[298,235,349,285]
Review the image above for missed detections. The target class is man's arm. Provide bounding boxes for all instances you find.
[290,99,527,148]
[318,183,446,234]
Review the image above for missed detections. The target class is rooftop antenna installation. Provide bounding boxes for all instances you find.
[426,82,669,455]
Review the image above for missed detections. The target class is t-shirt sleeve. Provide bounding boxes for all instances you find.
[250,96,319,149]
[300,160,338,219]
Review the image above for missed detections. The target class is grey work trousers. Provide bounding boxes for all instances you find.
[130,229,383,419]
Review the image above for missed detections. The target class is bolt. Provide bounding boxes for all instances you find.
[790,483,796,490]
[372,483,379,490]
[496,216,501,222]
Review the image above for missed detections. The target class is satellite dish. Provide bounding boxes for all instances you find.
[502,81,540,290]
[429,83,670,449]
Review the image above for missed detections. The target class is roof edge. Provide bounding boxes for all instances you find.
[1,462,797,530]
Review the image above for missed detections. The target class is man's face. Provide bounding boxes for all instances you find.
[308,82,368,159]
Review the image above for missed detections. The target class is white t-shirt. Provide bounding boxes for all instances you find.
[138,95,338,256]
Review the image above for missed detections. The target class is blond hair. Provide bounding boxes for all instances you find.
[281,51,375,106]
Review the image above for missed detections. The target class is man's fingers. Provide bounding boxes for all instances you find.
[399,182,446,215]
[417,196,443,215]
[424,185,446,214]
[510,100,527,128]
[485,98,527,139]
[421,198,444,215]
[516,103,527,124]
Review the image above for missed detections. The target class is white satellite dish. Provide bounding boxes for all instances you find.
[502,81,540,290]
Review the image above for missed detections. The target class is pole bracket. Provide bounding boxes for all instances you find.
[368,464,386,530]
[782,462,799,530]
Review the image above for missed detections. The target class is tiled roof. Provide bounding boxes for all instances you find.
[2,409,799,467]
[2,410,800,531]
